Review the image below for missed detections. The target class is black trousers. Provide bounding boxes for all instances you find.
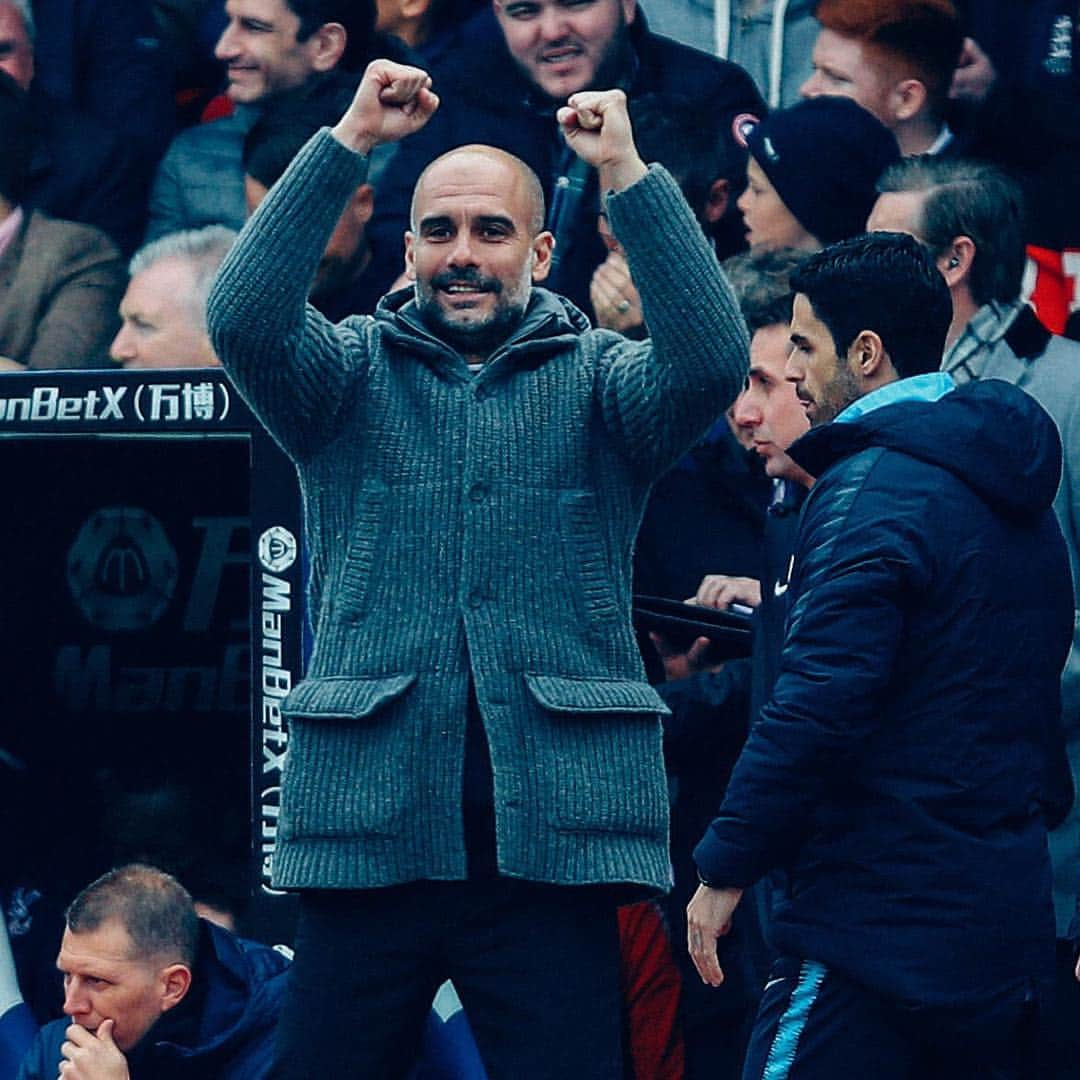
[270,878,625,1079]
[742,957,1040,1080]
[1036,940,1080,1078]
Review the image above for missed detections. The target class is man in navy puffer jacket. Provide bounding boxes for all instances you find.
[687,232,1074,1079]
[17,865,288,1080]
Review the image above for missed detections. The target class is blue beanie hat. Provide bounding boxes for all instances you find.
[745,96,901,245]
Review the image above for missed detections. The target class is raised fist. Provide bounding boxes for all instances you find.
[557,89,645,192]
[332,59,439,155]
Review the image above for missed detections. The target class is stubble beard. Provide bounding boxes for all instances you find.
[811,363,863,427]
[415,269,532,358]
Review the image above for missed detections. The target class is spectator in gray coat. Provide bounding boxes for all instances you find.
[643,0,817,109]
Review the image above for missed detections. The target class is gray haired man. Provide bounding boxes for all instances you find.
[111,226,236,369]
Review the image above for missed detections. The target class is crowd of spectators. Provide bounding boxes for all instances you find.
[2,0,1079,1077]
[0,0,1074,368]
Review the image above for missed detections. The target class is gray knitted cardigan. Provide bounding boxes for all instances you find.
[207,128,748,893]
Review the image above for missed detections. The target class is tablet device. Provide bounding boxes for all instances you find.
[632,593,753,661]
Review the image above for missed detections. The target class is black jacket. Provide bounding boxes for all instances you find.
[654,478,803,1022]
[695,378,1074,1013]
[367,14,764,316]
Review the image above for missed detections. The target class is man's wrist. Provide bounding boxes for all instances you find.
[598,155,648,196]
[696,875,744,908]
[329,123,377,157]
[697,867,726,890]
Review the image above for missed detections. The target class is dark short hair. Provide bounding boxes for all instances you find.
[723,248,811,333]
[629,94,747,251]
[0,70,33,203]
[791,231,952,378]
[284,0,375,69]
[876,155,1025,307]
[814,0,963,119]
[243,89,346,187]
[65,865,200,968]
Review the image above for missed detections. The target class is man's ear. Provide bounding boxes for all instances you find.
[890,77,927,123]
[308,22,347,73]
[159,964,192,1014]
[530,231,555,283]
[848,329,889,380]
[702,178,729,224]
[404,231,416,281]
[350,183,375,227]
[937,235,975,289]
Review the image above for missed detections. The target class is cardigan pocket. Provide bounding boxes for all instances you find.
[523,673,669,837]
[523,673,670,717]
[558,491,621,631]
[281,673,417,721]
[278,673,418,840]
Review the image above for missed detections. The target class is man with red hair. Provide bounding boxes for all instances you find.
[801,0,964,156]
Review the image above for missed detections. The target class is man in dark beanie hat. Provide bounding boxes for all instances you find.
[738,95,900,252]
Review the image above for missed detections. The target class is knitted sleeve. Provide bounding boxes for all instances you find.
[206,128,373,461]
[596,164,749,479]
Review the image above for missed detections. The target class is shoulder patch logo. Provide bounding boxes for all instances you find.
[732,113,760,149]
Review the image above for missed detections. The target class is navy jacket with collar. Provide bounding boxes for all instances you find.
[695,378,1074,1013]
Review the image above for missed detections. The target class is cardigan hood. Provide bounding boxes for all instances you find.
[374,284,590,370]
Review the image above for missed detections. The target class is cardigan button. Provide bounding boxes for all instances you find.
[468,482,489,503]
[466,590,484,609]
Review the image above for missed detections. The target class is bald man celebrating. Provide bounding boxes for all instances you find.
[207,59,747,1079]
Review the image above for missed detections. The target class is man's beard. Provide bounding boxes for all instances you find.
[805,362,862,427]
[415,267,530,357]
[589,24,634,94]
[517,17,634,104]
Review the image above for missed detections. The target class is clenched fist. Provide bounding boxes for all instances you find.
[332,59,439,156]
[557,89,646,194]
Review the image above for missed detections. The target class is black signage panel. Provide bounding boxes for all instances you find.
[0,370,302,944]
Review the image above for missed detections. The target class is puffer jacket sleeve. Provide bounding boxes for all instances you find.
[206,128,374,462]
[15,1020,62,1080]
[596,165,748,479]
[694,449,933,886]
